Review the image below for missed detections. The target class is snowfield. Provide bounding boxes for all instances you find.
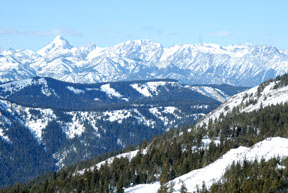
[130,81,178,97]
[187,85,229,102]
[66,86,85,94]
[100,84,122,98]
[124,137,288,193]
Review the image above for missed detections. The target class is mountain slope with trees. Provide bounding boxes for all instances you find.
[0,77,246,187]
[1,74,288,192]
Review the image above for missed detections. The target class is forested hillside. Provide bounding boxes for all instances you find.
[1,74,287,192]
[0,77,247,187]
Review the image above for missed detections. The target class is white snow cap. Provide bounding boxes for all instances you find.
[37,35,73,56]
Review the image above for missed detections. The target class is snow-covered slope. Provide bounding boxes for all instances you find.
[197,76,288,127]
[186,85,229,102]
[124,137,288,193]
[1,36,288,86]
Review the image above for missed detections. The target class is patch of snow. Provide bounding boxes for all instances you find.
[103,110,132,124]
[100,84,122,98]
[131,83,152,97]
[149,107,181,126]
[117,138,124,147]
[53,146,77,168]
[162,106,177,114]
[94,98,101,101]
[0,127,10,142]
[24,108,56,142]
[38,78,58,97]
[122,97,129,102]
[133,109,156,127]
[146,81,169,94]
[188,85,228,102]
[201,136,221,147]
[0,79,33,97]
[191,105,209,109]
[125,183,160,193]
[131,81,177,97]
[86,87,99,91]
[63,113,86,139]
[66,86,85,94]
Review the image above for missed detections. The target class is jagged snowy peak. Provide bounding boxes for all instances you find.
[1,36,288,86]
[197,75,288,127]
[37,35,73,56]
[124,137,288,193]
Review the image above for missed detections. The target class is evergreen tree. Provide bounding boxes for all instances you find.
[160,160,169,185]
[180,181,188,193]
[117,176,124,193]
[168,182,175,193]
[158,183,168,193]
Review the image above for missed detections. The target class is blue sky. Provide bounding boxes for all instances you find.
[0,0,287,50]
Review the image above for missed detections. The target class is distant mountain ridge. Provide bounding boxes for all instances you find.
[1,36,288,86]
[0,77,245,110]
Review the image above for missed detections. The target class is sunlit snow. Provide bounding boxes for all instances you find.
[124,137,288,193]
[100,84,122,98]
[66,86,85,94]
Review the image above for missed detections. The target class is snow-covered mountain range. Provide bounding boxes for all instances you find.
[1,35,288,86]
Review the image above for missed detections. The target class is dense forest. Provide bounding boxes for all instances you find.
[199,157,288,193]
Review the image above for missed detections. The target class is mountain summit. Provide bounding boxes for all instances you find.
[37,35,73,56]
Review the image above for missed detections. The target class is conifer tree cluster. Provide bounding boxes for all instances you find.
[198,157,288,193]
